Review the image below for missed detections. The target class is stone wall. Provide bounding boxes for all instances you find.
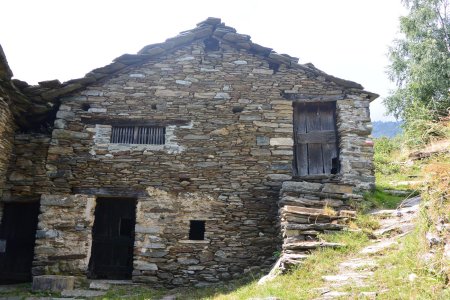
[32,194,96,277]
[3,133,51,201]
[336,96,374,191]
[34,30,374,286]
[0,98,14,222]
[0,95,14,199]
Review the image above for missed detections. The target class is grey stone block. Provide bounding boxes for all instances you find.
[32,275,75,292]
[41,195,74,207]
[61,289,106,297]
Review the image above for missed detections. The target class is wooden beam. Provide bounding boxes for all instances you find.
[72,188,146,197]
[281,92,344,102]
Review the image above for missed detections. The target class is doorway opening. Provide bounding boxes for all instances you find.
[0,201,40,284]
[88,197,136,279]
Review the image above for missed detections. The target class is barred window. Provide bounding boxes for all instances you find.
[110,126,165,145]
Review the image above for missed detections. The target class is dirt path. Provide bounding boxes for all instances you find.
[314,196,421,299]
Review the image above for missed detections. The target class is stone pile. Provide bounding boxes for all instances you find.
[277,181,357,270]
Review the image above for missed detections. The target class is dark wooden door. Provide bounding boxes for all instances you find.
[88,198,136,279]
[0,201,40,284]
[294,102,339,176]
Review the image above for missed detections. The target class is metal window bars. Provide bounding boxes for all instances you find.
[110,126,165,145]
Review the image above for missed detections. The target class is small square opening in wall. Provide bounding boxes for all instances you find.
[189,220,205,240]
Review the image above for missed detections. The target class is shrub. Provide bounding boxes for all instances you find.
[402,103,449,147]
[373,137,401,175]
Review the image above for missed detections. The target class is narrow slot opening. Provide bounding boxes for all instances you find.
[81,103,91,111]
[189,220,205,240]
[204,38,220,52]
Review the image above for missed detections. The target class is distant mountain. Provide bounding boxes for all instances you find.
[372,121,403,138]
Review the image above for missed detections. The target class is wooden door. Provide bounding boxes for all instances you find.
[0,201,40,283]
[293,102,339,176]
[88,198,136,279]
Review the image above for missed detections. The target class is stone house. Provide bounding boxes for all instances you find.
[0,18,377,287]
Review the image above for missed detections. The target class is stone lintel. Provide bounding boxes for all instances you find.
[72,187,145,197]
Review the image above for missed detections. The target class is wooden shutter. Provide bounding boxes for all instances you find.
[293,102,339,176]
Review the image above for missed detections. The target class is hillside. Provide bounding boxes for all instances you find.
[372,121,402,138]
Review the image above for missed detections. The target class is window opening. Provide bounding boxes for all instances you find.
[204,38,220,51]
[189,220,205,240]
[110,126,165,145]
[269,62,280,74]
[232,106,244,114]
[81,103,91,111]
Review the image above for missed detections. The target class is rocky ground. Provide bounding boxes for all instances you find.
[314,196,421,299]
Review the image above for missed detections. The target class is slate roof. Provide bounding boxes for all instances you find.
[3,17,379,130]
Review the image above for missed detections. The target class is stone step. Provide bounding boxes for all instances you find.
[283,241,344,250]
[383,189,414,196]
[322,272,374,288]
[281,222,345,231]
[89,281,111,290]
[281,181,362,201]
[339,258,377,270]
[359,240,398,255]
[32,275,75,292]
[374,222,415,237]
[279,196,344,209]
[281,215,335,224]
[284,236,318,244]
[281,206,355,220]
[61,289,106,298]
[88,279,135,286]
[280,253,310,267]
[285,230,321,237]
[281,206,339,218]
[316,290,350,299]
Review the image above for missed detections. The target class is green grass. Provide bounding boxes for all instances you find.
[346,216,449,299]
[363,187,407,210]
[94,231,370,300]
[0,283,62,299]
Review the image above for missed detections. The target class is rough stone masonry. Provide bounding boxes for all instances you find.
[0,17,378,288]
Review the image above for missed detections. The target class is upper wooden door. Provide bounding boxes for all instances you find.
[293,102,339,176]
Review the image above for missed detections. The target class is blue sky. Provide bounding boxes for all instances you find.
[0,0,405,121]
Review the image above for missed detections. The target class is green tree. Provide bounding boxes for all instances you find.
[386,0,450,119]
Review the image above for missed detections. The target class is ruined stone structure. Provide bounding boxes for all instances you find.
[0,18,378,287]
